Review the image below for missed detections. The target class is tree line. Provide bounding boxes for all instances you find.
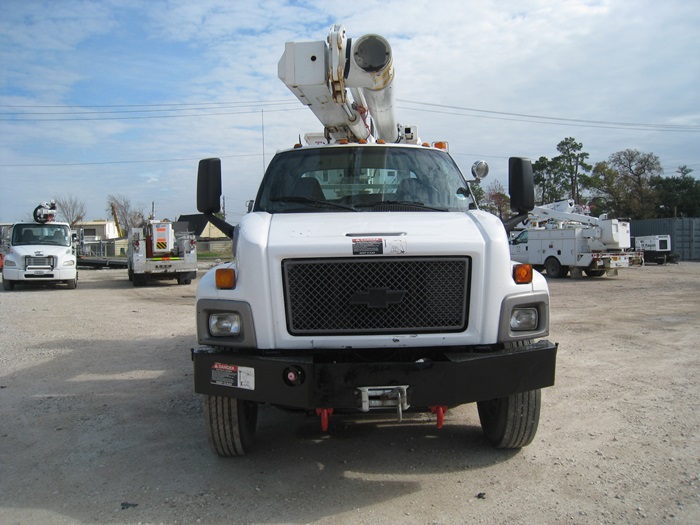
[479,137,699,220]
[51,194,146,233]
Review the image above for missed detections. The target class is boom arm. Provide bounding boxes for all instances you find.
[278,24,404,144]
[529,199,600,227]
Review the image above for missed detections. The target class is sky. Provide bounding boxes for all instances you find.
[1,0,699,224]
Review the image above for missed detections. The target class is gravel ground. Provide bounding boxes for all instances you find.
[0,262,698,524]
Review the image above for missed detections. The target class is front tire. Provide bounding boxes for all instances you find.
[66,278,77,289]
[3,278,15,291]
[544,257,568,278]
[477,389,541,449]
[204,395,258,457]
[477,340,542,449]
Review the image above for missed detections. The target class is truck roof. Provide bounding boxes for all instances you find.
[277,141,449,154]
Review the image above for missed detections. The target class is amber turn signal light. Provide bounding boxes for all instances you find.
[215,268,236,289]
[513,264,533,284]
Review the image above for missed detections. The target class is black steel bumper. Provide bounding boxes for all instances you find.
[192,340,557,410]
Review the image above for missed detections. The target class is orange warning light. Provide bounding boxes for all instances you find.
[513,264,533,284]
[216,268,236,289]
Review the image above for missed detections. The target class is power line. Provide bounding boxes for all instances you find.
[0,101,297,116]
[0,153,260,168]
[0,99,291,109]
[3,97,698,134]
[0,106,304,122]
[398,100,700,133]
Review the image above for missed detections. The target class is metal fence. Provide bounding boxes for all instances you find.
[78,238,231,258]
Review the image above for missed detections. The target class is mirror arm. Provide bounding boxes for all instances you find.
[202,213,235,239]
[502,212,528,234]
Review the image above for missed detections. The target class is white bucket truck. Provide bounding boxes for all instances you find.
[510,199,643,278]
[127,220,197,286]
[2,201,77,291]
[191,25,558,456]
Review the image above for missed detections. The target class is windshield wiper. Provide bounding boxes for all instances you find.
[353,200,448,212]
[270,196,358,211]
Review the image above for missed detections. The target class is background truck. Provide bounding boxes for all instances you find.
[634,235,678,265]
[510,199,643,278]
[191,24,557,456]
[127,220,197,286]
[1,201,78,290]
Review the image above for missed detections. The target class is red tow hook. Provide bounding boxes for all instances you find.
[430,405,447,429]
[315,408,334,431]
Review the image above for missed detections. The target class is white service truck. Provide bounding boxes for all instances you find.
[1,201,78,290]
[510,199,643,278]
[127,220,197,286]
[191,25,558,456]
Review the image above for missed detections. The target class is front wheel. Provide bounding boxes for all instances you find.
[66,278,77,289]
[544,257,568,278]
[477,389,541,449]
[477,339,542,448]
[204,395,258,457]
[3,278,15,291]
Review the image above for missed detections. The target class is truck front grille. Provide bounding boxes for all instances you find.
[25,256,54,269]
[283,257,470,335]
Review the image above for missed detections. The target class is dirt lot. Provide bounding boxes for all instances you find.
[1,262,698,524]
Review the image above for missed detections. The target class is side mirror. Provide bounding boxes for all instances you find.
[508,157,535,213]
[197,158,223,214]
[195,158,236,239]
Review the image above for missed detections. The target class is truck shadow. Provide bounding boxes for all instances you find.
[0,335,520,525]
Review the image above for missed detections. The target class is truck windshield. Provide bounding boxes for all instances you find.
[254,145,476,213]
[11,224,72,247]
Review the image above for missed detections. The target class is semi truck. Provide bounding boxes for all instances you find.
[191,24,558,456]
[1,201,78,290]
[127,220,197,286]
[510,199,643,278]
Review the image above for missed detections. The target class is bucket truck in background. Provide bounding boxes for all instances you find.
[1,201,78,290]
[509,199,644,278]
[127,220,197,286]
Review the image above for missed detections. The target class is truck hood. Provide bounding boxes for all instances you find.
[9,245,73,257]
[265,211,506,257]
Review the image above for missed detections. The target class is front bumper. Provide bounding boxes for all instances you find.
[3,267,77,282]
[192,340,557,410]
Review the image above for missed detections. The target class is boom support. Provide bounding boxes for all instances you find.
[530,199,600,227]
[278,24,405,144]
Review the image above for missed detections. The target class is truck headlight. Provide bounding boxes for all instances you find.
[64,260,75,266]
[4,260,16,267]
[209,313,241,336]
[510,307,538,331]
